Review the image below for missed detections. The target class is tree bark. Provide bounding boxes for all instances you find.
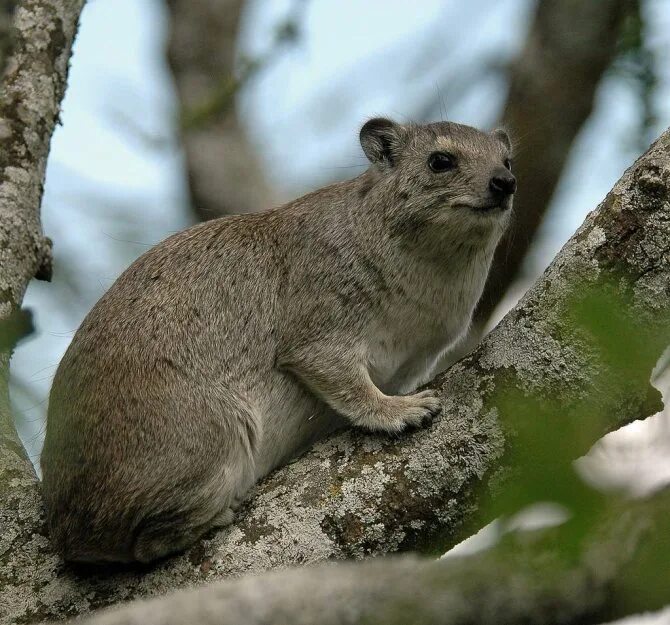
[63,488,670,625]
[165,0,273,220]
[3,118,670,623]
[0,4,84,623]
[475,0,638,328]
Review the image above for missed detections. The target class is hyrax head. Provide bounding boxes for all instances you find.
[360,118,515,233]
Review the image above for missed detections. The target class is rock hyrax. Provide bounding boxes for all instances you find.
[41,118,516,563]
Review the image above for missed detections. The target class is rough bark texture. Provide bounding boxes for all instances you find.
[3,122,670,623]
[63,489,670,625]
[475,0,637,327]
[165,0,273,220]
[0,4,83,623]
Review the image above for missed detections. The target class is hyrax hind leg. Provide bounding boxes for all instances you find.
[133,395,259,563]
[279,342,442,434]
[210,507,235,527]
[133,505,234,564]
[132,471,250,563]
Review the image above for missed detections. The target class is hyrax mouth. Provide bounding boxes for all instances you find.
[462,201,512,214]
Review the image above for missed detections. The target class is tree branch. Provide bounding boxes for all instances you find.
[0,1,84,623]
[63,488,670,625]
[5,120,670,623]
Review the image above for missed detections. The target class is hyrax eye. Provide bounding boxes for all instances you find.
[428,152,456,173]
[504,158,512,171]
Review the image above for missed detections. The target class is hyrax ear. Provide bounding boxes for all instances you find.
[360,118,404,167]
[492,128,512,152]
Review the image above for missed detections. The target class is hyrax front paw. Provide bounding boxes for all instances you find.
[360,389,441,434]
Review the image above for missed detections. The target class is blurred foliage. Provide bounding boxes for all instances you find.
[0,307,34,352]
[618,489,670,612]
[471,279,668,568]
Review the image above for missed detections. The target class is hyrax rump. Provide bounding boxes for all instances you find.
[41,118,516,563]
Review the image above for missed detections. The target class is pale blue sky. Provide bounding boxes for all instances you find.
[11,0,670,463]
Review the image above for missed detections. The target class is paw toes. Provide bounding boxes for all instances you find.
[420,412,434,427]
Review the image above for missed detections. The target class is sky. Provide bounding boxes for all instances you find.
[9,0,670,534]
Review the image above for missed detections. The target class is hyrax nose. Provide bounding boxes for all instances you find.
[489,170,517,197]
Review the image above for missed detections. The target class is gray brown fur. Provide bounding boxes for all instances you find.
[40,119,515,563]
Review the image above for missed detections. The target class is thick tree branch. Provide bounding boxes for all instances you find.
[5,121,670,623]
[64,488,670,625]
[0,0,84,623]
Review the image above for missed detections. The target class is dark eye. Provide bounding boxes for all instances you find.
[504,158,512,171]
[428,152,456,173]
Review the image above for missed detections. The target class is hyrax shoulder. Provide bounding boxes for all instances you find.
[41,118,515,563]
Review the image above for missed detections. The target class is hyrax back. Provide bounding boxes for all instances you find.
[41,118,515,563]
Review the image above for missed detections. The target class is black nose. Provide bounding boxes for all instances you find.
[489,171,517,197]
